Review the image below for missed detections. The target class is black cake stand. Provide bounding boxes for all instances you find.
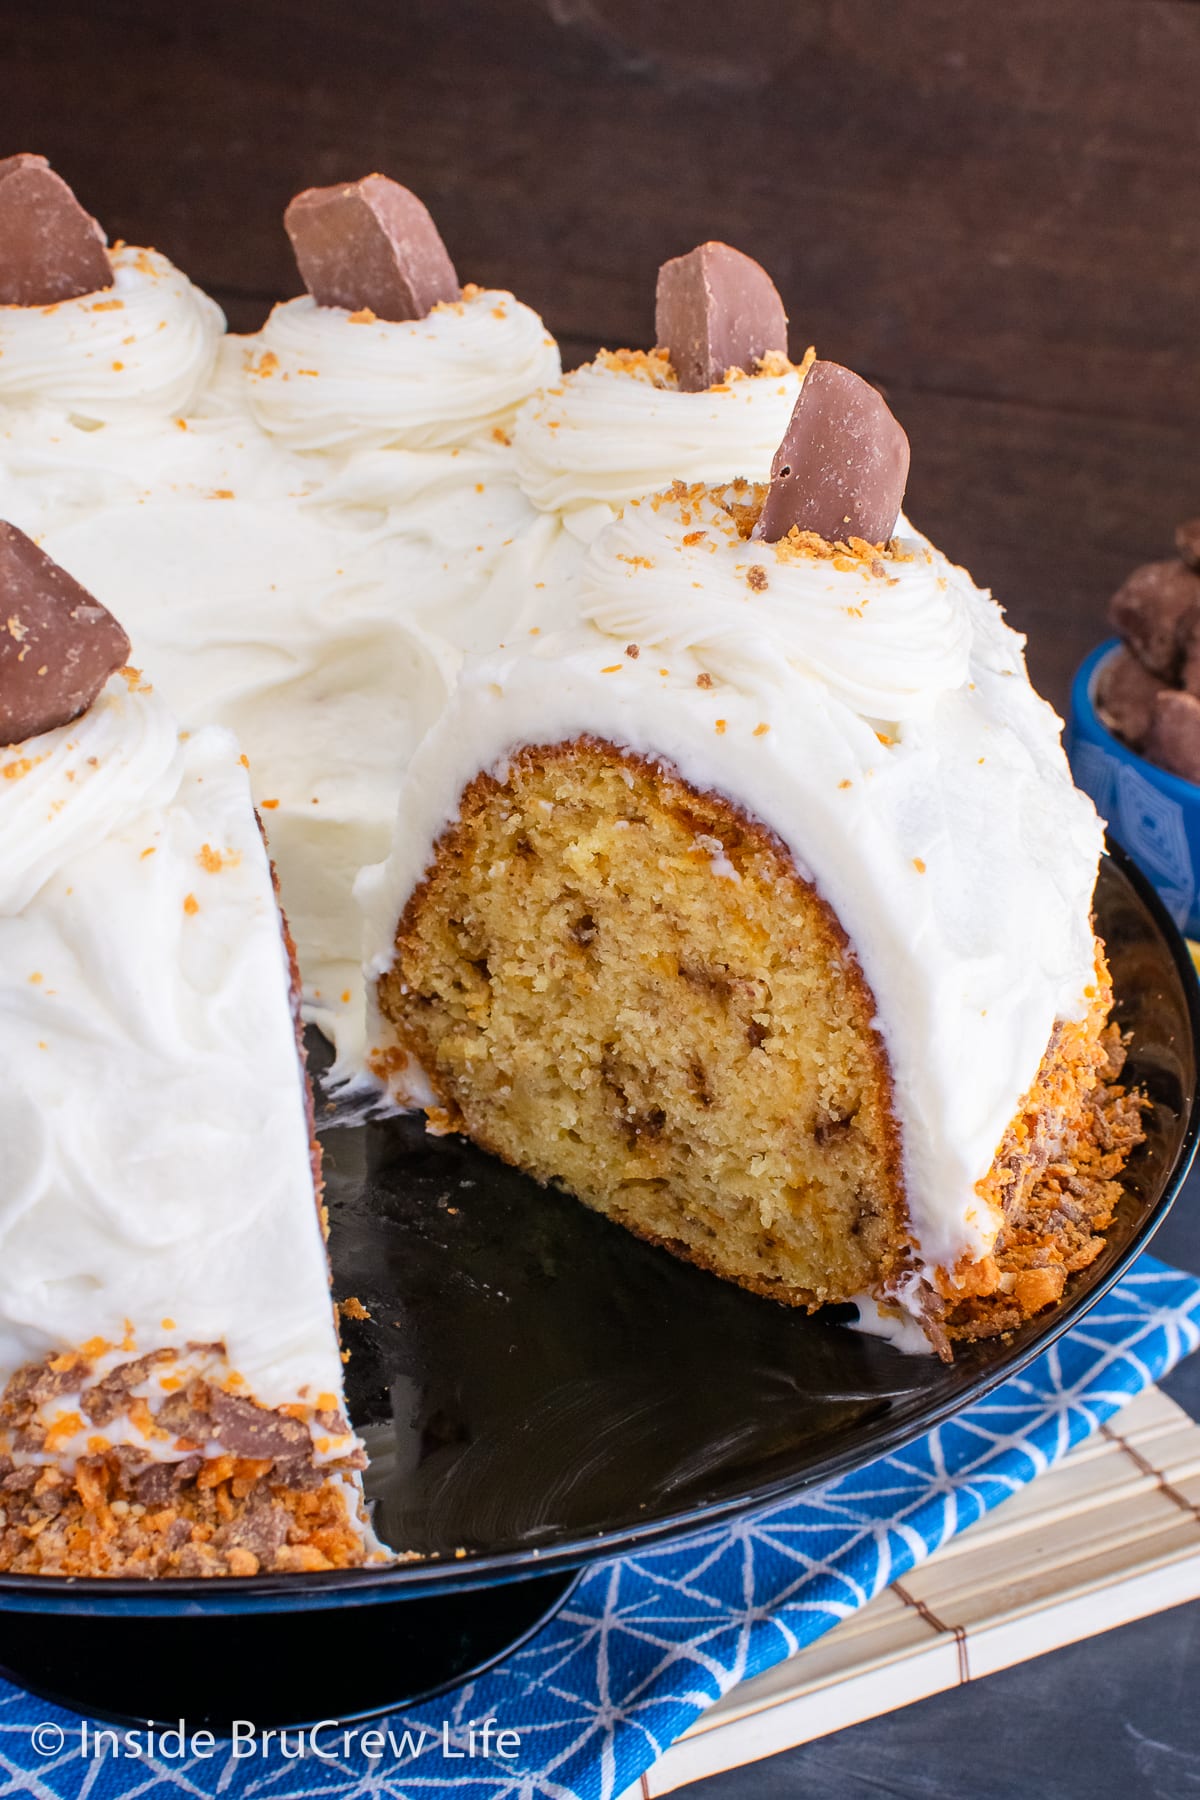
[1,843,1197,1730]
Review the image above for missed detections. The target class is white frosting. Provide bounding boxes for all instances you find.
[359,486,1104,1302]
[0,402,315,545]
[34,503,456,1067]
[435,356,818,678]
[848,1296,937,1357]
[512,355,805,541]
[580,489,971,719]
[0,676,357,1465]
[0,246,223,423]
[0,259,561,1070]
[0,236,1109,1352]
[241,287,561,452]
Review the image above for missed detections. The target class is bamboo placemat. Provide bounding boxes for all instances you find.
[625,1384,1200,1797]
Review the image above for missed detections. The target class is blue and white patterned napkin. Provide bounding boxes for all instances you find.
[3,1253,1198,1800]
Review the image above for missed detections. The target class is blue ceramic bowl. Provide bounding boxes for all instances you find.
[1068,638,1200,939]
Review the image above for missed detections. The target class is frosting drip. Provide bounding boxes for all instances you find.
[0,253,561,1069]
[35,502,458,1065]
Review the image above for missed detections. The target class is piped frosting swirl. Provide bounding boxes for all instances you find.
[512,350,808,534]
[579,482,971,719]
[242,285,561,452]
[0,245,223,421]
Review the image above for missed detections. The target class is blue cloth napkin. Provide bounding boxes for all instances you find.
[3,1253,1198,1800]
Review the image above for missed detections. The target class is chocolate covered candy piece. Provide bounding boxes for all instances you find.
[655,241,788,392]
[208,1389,311,1461]
[1145,689,1200,785]
[0,522,130,746]
[1176,517,1200,572]
[0,153,112,306]
[1108,559,1200,681]
[755,360,910,546]
[284,174,460,322]
[1180,612,1200,699]
[1096,647,1166,747]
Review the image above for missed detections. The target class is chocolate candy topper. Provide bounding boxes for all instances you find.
[1176,518,1200,574]
[0,154,113,306]
[755,360,910,547]
[1146,689,1200,784]
[0,523,131,746]
[655,241,787,392]
[284,174,460,322]
[1108,560,1200,683]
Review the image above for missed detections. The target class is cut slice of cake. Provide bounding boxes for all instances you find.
[359,364,1144,1355]
[0,524,378,1576]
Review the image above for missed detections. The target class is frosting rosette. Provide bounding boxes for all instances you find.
[0,245,223,422]
[578,484,972,720]
[512,349,807,539]
[0,673,181,915]
[241,285,561,452]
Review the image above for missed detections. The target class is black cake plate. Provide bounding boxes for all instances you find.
[1,839,1197,1730]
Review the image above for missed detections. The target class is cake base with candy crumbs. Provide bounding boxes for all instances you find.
[0,1345,369,1580]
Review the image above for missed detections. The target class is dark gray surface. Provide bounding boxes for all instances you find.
[693,1605,1200,1800]
[684,1168,1200,1798]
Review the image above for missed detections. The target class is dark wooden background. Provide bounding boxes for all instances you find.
[6,0,1200,709]
[5,2,1200,1793]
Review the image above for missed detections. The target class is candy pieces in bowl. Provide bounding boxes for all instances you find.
[1067,517,1200,939]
